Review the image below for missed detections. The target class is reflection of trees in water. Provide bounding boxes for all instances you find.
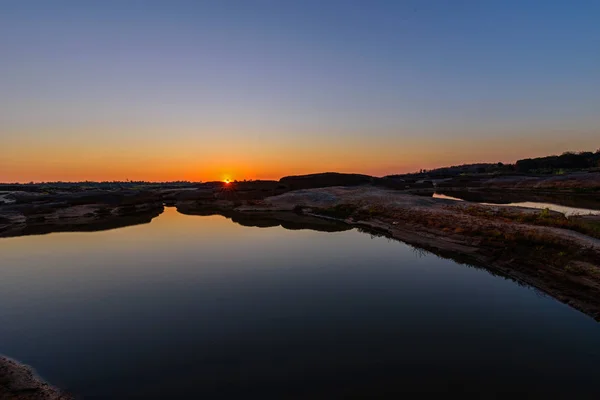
[356,224,543,295]
[408,245,429,259]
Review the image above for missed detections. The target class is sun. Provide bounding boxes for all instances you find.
[223,179,231,184]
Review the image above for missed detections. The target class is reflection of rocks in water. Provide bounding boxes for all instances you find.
[436,190,600,210]
[0,190,165,238]
[176,205,351,233]
[232,212,351,232]
[0,206,164,238]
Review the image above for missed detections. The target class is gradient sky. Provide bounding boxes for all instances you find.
[1,0,599,182]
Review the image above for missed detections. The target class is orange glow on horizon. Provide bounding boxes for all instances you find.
[2,127,599,183]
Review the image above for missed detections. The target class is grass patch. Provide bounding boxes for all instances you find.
[564,263,588,276]
[458,206,600,240]
[314,204,359,219]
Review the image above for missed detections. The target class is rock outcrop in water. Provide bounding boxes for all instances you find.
[0,356,72,399]
[0,190,164,238]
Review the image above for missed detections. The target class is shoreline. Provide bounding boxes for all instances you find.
[351,218,600,320]
[234,186,600,320]
[0,356,71,400]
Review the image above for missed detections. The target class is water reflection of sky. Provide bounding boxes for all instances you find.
[1,207,599,398]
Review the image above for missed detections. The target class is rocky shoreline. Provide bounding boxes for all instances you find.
[0,356,71,400]
[0,190,164,238]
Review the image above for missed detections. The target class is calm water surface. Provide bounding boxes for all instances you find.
[1,207,599,398]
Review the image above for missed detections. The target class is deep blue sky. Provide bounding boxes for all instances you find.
[1,0,599,181]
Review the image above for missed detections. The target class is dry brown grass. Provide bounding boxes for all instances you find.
[454,205,600,240]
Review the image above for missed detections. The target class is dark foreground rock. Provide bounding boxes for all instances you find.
[0,356,72,400]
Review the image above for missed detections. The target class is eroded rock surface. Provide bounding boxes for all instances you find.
[0,356,72,400]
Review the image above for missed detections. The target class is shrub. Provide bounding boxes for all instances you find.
[564,264,587,276]
[316,204,358,219]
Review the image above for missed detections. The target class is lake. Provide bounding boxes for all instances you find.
[1,207,599,398]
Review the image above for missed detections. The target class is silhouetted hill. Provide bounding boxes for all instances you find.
[385,149,600,179]
[516,151,600,173]
[279,173,374,190]
[386,163,512,180]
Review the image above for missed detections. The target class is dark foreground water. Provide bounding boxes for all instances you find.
[1,207,599,398]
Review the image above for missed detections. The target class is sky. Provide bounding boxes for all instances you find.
[1,0,599,182]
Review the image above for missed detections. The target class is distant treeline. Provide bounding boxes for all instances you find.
[0,180,197,186]
[387,149,600,179]
[0,181,200,192]
[386,162,513,179]
[515,150,600,173]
